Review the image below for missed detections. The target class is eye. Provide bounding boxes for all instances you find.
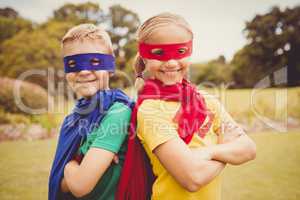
[151,48,164,56]
[68,60,76,67]
[90,58,101,66]
[178,47,188,54]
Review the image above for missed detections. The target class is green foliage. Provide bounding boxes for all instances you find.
[108,5,140,59]
[0,18,75,88]
[0,7,18,18]
[190,56,233,86]
[0,107,32,125]
[106,4,140,79]
[53,2,105,24]
[0,3,140,91]
[0,7,32,44]
[31,114,61,132]
[39,19,75,41]
[231,6,300,87]
[2,3,298,91]
[0,16,32,45]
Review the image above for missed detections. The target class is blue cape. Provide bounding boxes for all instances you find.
[48,89,133,200]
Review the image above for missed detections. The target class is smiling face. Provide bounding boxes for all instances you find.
[63,39,110,98]
[142,24,192,85]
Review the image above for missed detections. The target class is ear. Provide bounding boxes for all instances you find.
[141,58,147,65]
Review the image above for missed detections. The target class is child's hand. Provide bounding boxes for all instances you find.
[113,155,119,164]
[61,177,69,193]
[222,121,245,143]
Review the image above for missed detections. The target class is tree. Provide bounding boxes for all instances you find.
[0,7,32,44]
[0,7,18,18]
[106,4,140,75]
[0,3,141,91]
[231,6,300,87]
[191,56,233,86]
[50,3,140,72]
[52,2,105,24]
[0,28,62,89]
[104,5,140,87]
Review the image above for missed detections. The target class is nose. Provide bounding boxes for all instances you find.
[165,59,179,68]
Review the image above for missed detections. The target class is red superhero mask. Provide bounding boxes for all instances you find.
[138,40,192,61]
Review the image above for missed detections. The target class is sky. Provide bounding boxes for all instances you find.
[1,0,299,62]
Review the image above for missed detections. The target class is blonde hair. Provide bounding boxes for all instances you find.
[62,23,114,54]
[134,12,193,91]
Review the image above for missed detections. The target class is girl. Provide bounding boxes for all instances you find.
[117,13,256,200]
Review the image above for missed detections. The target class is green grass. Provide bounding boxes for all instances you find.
[0,139,56,199]
[0,131,300,200]
[201,87,300,121]
[222,131,300,200]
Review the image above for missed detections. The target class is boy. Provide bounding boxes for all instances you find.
[49,24,133,200]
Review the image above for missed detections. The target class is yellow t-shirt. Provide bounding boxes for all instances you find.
[137,93,232,200]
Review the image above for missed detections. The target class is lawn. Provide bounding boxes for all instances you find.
[202,87,300,121]
[222,131,300,200]
[0,131,299,200]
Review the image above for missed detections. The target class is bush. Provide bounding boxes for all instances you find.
[0,77,49,114]
[190,56,233,87]
[0,108,30,125]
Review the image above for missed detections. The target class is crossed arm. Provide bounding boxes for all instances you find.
[138,99,256,192]
[209,107,257,165]
[60,102,131,197]
[61,148,116,198]
[153,115,256,192]
[153,138,226,192]
[201,133,256,165]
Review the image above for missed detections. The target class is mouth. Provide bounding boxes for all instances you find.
[159,68,182,73]
[76,79,97,84]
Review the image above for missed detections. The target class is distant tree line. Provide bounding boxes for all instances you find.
[192,6,300,88]
[0,3,299,92]
[0,2,140,96]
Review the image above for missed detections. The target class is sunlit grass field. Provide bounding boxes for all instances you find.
[0,131,299,200]
[202,87,300,121]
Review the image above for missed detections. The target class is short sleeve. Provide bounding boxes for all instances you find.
[137,100,180,151]
[90,102,132,154]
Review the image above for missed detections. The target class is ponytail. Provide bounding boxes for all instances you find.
[134,54,146,92]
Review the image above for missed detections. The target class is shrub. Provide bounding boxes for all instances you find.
[0,77,49,114]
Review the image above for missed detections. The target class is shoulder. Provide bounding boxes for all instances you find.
[137,100,180,150]
[198,90,223,115]
[106,101,132,116]
[96,101,132,129]
[138,99,180,116]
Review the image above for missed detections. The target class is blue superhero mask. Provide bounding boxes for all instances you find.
[64,53,115,73]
